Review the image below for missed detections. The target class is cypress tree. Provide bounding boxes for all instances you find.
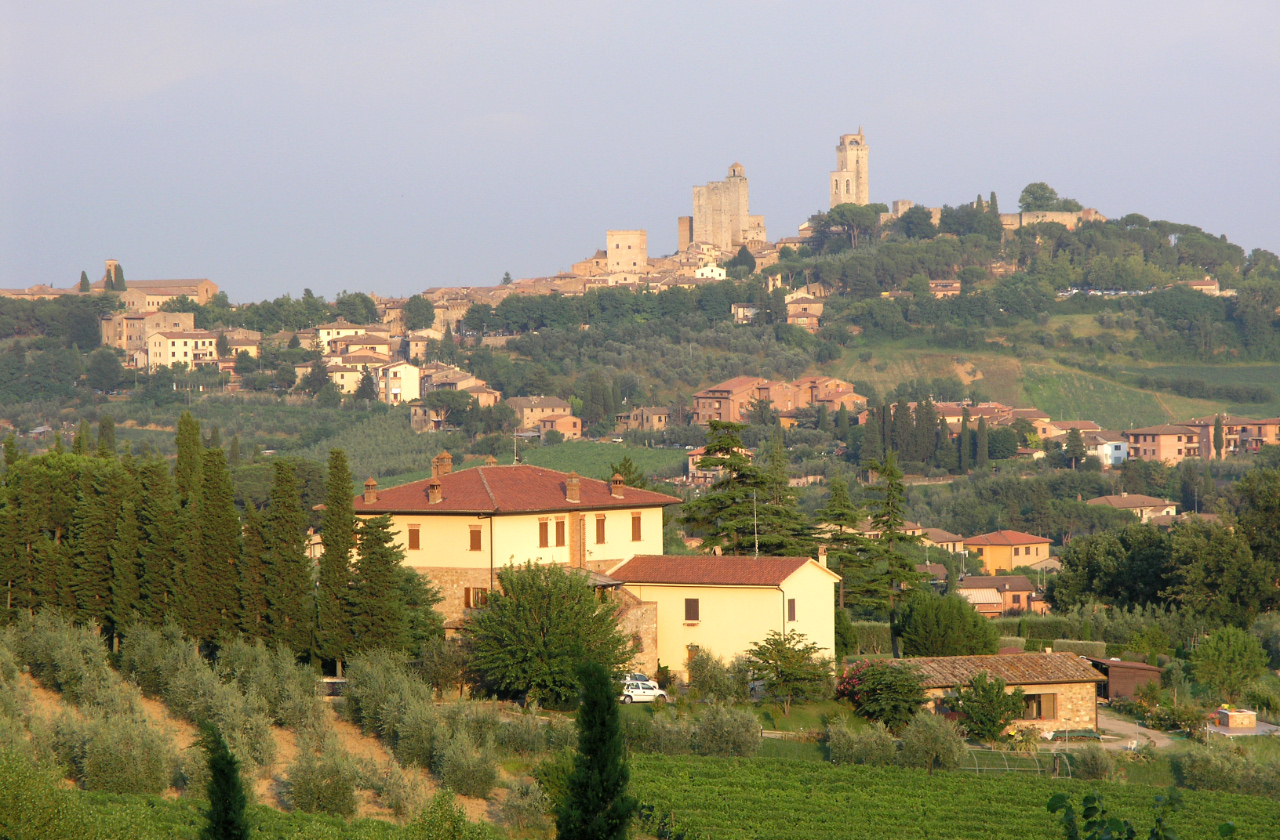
[814,476,868,608]
[70,464,117,624]
[72,419,92,455]
[3,433,20,469]
[207,426,222,451]
[97,415,116,457]
[989,192,999,215]
[228,436,242,468]
[197,449,242,639]
[315,450,356,668]
[238,506,268,637]
[175,411,203,504]
[113,263,126,291]
[862,452,925,630]
[108,498,142,646]
[913,399,938,464]
[135,460,179,624]
[959,408,972,472]
[976,416,989,468]
[861,409,884,465]
[555,661,636,840]
[836,405,850,443]
[262,461,313,653]
[1213,414,1225,460]
[354,367,378,402]
[79,270,91,293]
[935,417,958,472]
[349,514,405,651]
[890,398,912,455]
[200,725,250,840]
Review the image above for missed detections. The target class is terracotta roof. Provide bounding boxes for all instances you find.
[507,396,571,410]
[914,563,948,580]
[353,464,679,514]
[695,376,765,396]
[1087,494,1173,510]
[1084,657,1163,673]
[1124,425,1197,436]
[610,555,826,587]
[1054,420,1101,431]
[922,527,964,543]
[890,653,1105,688]
[957,575,1036,592]
[964,529,1051,546]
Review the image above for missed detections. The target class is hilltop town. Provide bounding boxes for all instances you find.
[2,130,1280,840]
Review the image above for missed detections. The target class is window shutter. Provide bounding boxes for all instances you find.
[408,526,420,551]
[469,527,482,551]
[539,521,549,548]
[632,513,642,541]
[555,519,566,547]
[787,598,796,622]
[595,515,606,544]
[684,598,699,621]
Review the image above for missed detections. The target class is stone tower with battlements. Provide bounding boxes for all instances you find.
[690,163,767,253]
[830,129,869,207]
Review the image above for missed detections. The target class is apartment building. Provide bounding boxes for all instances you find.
[1122,425,1200,464]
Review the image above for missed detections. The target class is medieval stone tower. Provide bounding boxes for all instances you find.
[830,129,869,207]
[691,163,767,253]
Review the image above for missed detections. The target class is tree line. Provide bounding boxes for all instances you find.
[0,412,440,666]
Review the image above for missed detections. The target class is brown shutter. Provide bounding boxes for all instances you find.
[684,598,699,621]
[556,519,566,547]
[595,515,606,544]
[631,513,642,541]
[408,526,420,551]
[787,598,796,622]
[469,527,482,551]
[539,521,549,548]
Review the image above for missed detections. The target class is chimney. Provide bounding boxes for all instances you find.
[363,477,378,505]
[566,471,581,503]
[611,473,625,498]
[1120,491,1128,497]
[484,455,498,466]
[432,450,454,477]
[427,478,442,504]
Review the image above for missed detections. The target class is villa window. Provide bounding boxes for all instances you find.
[1023,693,1058,720]
[555,518,566,547]
[788,599,796,622]
[469,527,482,552]
[539,521,549,548]
[595,515,606,544]
[684,598,700,621]
[408,526,420,551]
[632,513,642,541]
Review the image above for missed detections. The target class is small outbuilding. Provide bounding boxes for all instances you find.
[892,652,1105,733]
[1084,657,1163,701]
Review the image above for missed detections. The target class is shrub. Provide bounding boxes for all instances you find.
[848,622,893,655]
[1253,612,1280,669]
[1070,744,1116,781]
[997,636,1025,651]
[51,712,172,795]
[691,705,760,757]
[403,790,493,840]
[895,592,998,657]
[620,710,654,752]
[495,709,545,756]
[389,699,441,769]
[898,713,964,774]
[499,777,550,831]
[531,748,575,813]
[648,712,693,755]
[437,730,497,798]
[952,673,1025,743]
[827,720,895,766]
[1193,626,1269,704]
[838,661,925,733]
[1171,743,1280,798]
[287,736,358,817]
[687,651,748,703]
[215,638,324,733]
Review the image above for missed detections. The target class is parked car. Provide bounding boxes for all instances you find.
[626,673,659,689]
[619,681,668,704]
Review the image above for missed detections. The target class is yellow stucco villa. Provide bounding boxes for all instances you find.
[609,555,841,680]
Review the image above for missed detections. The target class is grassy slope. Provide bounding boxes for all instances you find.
[630,755,1280,840]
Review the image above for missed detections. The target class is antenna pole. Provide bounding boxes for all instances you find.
[753,491,759,558]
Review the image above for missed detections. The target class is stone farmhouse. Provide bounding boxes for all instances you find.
[693,375,866,426]
[895,653,1105,734]
[1086,493,1176,523]
[507,396,574,430]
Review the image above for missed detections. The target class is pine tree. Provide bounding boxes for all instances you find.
[78,270,90,292]
[1065,428,1086,469]
[315,450,356,667]
[814,476,868,608]
[349,514,405,651]
[354,367,379,402]
[555,661,636,840]
[134,460,179,624]
[108,498,142,643]
[959,408,972,472]
[97,416,116,457]
[975,416,989,469]
[237,506,268,636]
[175,411,203,504]
[262,461,314,653]
[200,725,250,840]
[850,452,925,622]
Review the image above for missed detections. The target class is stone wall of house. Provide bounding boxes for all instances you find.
[415,565,495,625]
[612,589,659,676]
[925,680,1098,733]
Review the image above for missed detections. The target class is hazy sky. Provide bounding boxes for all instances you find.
[2,2,1277,301]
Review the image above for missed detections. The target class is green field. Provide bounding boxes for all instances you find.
[629,755,1279,840]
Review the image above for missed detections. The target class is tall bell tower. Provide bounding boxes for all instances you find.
[829,128,869,207]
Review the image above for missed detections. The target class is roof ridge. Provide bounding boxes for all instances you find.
[476,467,498,511]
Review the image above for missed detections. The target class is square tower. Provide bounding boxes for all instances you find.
[606,230,648,273]
[830,129,869,207]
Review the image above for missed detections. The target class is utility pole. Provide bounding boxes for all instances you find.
[753,491,759,558]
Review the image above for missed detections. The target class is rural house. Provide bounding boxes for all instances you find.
[352,454,679,622]
[609,555,841,681]
[896,652,1105,733]
[954,575,1048,617]
[963,530,1052,574]
[1085,493,1176,523]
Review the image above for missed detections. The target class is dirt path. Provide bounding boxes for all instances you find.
[1096,708,1174,750]
[18,673,68,722]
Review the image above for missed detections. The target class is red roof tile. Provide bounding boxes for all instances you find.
[964,529,1052,546]
[610,555,814,586]
[352,464,680,514]
[889,652,1105,688]
[956,575,1036,592]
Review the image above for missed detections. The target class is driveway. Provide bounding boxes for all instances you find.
[1096,707,1175,750]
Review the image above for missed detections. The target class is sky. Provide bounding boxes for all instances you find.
[2,1,1277,301]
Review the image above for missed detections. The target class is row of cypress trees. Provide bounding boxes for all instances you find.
[861,399,989,471]
[0,412,433,665]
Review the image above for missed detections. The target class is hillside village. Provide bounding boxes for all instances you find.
[2,132,1280,840]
